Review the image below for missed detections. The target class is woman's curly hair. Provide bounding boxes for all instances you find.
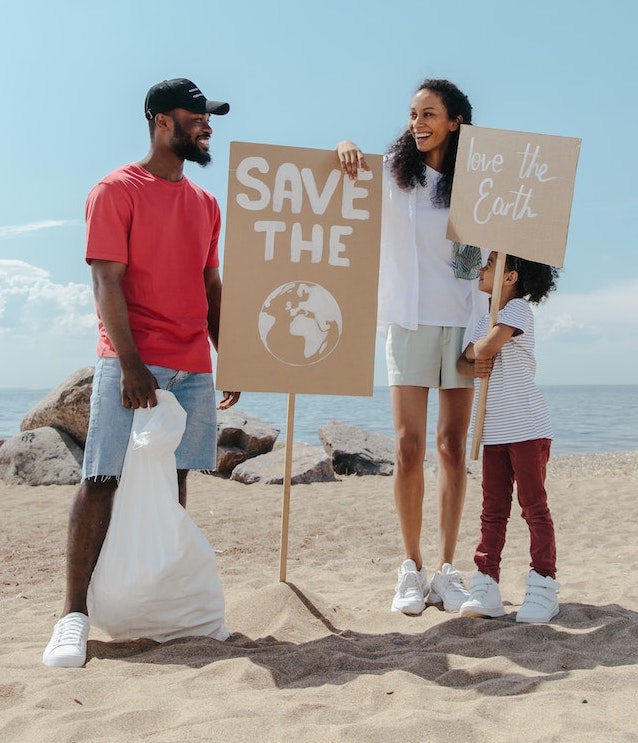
[506,255,560,304]
[387,79,472,206]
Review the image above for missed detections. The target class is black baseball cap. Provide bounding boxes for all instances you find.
[144,78,230,120]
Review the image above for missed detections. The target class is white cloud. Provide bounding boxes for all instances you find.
[535,279,638,338]
[2,259,637,388]
[534,279,638,384]
[373,280,638,387]
[0,259,95,334]
[0,260,96,387]
[0,220,81,239]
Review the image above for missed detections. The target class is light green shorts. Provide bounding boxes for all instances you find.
[386,324,473,389]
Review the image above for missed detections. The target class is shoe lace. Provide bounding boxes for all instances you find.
[398,569,425,594]
[54,616,86,646]
[443,568,467,591]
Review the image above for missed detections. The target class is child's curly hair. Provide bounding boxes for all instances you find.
[506,255,559,304]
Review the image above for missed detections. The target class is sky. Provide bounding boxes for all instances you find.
[1,0,637,389]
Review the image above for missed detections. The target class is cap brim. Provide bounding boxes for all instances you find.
[206,100,230,115]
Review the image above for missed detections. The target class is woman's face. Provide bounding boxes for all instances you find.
[408,89,460,169]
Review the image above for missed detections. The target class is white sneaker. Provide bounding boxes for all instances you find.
[429,563,471,611]
[43,612,90,668]
[391,559,429,615]
[459,572,506,618]
[516,571,560,623]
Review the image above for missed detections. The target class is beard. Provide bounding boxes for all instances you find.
[170,118,211,167]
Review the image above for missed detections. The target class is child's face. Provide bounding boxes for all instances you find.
[478,252,498,295]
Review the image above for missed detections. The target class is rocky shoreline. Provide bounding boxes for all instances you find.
[0,368,397,486]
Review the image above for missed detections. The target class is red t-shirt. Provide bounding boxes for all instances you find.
[85,163,220,372]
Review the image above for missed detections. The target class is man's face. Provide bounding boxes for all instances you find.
[168,109,212,166]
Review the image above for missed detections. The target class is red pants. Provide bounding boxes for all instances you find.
[475,438,556,582]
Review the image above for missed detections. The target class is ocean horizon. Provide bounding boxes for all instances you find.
[1,384,637,456]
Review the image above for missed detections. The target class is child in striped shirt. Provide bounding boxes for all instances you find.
[457,251,560,623]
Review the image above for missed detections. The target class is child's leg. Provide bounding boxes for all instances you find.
[511,438,556,578]
[475,443,515,582]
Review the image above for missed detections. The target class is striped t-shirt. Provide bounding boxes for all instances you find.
[470,297,552,445]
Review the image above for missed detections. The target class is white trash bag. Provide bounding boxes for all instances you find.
[87,389,228,642]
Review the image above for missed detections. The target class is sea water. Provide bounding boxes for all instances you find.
[1,385,637,456]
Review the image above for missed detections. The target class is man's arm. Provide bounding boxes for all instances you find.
[204,266,222,351]
[204,266,240,410]
[90,259,158,409]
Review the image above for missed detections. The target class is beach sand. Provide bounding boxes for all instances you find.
[2,452,637,742]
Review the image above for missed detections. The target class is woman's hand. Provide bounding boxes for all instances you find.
[336,140,370,180]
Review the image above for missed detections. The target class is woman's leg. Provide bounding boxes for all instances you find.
[435,387,474,569]
[390,385,429,570]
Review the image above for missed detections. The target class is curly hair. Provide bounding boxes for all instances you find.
[506,255,560,304]
[387,79,472,205]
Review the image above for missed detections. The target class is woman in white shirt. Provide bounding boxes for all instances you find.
[338,79,485,615]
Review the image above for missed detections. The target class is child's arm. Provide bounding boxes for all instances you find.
[472,323,517,360]
[457,343,494,379]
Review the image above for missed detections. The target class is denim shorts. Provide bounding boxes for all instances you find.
[82,358,217,479]
[386,324,473,389]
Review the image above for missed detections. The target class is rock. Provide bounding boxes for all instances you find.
[216,408,279,473]
[215,445,250,474]
[230,443,337,485]
[0,427,83,486]
[21,367,94,446]
[318,420,395,476]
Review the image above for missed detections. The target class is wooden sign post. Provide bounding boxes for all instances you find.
[278,392,296,582]
[469,251,506,460]
[217,143,383,580]
[447,125,581,459]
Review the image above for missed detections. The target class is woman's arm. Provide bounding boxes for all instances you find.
[336,140,370,180]
[457,344,476,378]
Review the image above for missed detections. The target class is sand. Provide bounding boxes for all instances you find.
[2,452,638,742]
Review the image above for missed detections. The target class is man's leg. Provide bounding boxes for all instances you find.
[63,477,117,615]
[177,469,189,508]
[43,477,117,667]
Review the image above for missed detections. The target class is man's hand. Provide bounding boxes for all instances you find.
[120,362,159,409]
[218,391,241,410]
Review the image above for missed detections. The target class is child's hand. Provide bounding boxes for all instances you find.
[474,358,494,378]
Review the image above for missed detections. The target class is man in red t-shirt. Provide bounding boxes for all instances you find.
[43,78,240,668]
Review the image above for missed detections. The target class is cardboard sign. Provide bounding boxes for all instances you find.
[216,142,382,395]
[447,125,581,267]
